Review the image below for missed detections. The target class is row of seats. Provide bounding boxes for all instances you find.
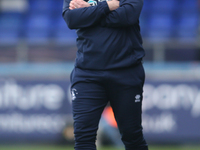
[28,0,197,12]
[140,12,198,41]
[0,0,198,45]
[143,0,197,12]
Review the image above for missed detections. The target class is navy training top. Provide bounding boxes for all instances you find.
[63,0,144,70]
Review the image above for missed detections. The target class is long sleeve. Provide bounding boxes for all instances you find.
[62,0,110,29]
[101,0,143,27]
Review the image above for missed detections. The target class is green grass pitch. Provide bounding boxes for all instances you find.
[0,145,200,150]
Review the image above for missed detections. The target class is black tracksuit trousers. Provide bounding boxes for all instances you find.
[70,62,148,150]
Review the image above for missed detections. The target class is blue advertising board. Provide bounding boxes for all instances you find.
[0,78,72,143]
[142,80,200,143]
[0,77,200,144]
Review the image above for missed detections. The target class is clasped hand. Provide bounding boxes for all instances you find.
[69,0,119,11]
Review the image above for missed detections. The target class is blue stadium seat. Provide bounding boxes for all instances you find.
[26,13,51,29]
[0,13,22,29]
[141,0,177,39]
[0,13,22,45]
[25,30,49,44]
[140,14,149,38]
[151,0,177,12]
[24,13,51,44]
[0,29,19,45]
[178,0,198,11]
[51,0,64,11]
[53,17,77,45]
[147,13,174,41]
[0,0,198,45]
[176,13,198,41]
[29,0,54,12]
[142,0,151,13]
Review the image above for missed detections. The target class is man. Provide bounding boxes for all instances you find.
[62,0,148,149]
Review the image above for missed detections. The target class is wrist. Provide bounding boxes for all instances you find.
[106,0,119,11]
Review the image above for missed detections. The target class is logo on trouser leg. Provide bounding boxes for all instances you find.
[135,94,141,103]
[71,88,78,100]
